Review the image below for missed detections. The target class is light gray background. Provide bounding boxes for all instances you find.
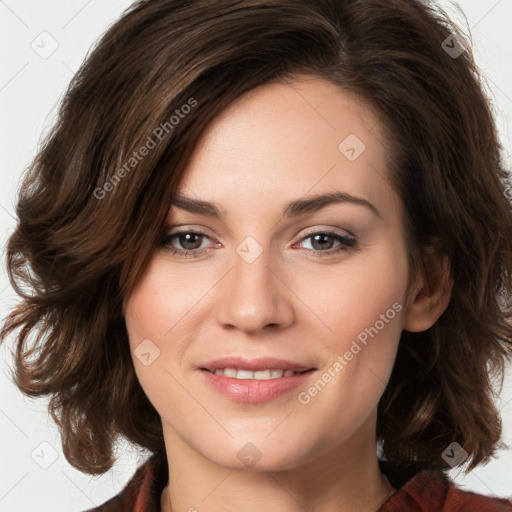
[1,1,511,510]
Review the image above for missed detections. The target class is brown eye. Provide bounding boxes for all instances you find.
[174,232,204,250]
[160,230,214,258]
[297,231,357,253]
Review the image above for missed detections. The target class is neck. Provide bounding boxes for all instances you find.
[160,415,394,512]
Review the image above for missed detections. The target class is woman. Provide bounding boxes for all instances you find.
[2,0,511,510]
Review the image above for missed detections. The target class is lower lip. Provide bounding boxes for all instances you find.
[199,369,315,403]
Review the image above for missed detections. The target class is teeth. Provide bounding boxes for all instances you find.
[210,368,298,380]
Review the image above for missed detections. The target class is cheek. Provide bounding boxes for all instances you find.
[123,255,224,403]
[295,243,408,422]
[304,271,404,397]
[337,265,406,351]
[288,256,408,454]
[124,260,191,419]
[124,256,210,348]
[292,286,405,452]
[292,243,408,354]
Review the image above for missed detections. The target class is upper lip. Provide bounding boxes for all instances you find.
[199,356,316,373]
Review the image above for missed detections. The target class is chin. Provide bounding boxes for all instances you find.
[201,438,313,473]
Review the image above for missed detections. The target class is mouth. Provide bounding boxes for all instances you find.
[198,356,317,403]
[201,368,312,380]
[199,356,315,374]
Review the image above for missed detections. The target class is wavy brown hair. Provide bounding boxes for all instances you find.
[1,0,511,476]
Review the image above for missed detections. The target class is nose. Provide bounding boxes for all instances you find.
[215,243,295,335]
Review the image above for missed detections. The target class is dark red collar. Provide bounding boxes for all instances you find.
[87,452,512,511]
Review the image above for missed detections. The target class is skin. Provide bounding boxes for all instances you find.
[124,75,452,512]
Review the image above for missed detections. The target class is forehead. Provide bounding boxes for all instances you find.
[173,76,396,220]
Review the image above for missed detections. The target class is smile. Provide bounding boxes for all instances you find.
[199,368,316,403]
[203,368,303,379]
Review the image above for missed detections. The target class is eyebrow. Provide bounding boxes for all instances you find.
[169,191,381,219]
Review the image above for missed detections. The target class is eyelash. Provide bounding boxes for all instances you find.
[159,229,357,258]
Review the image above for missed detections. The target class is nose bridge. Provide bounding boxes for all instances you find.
[216,235,293,332]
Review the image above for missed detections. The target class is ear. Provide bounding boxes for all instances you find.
[402,248,453,333]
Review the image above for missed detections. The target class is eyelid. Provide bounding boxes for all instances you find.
[296,225,356,240]
[164,224,355,240]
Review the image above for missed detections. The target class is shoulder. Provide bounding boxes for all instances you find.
[379,464,512,512]
[80,451,168,512]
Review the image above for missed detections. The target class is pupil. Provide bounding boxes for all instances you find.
[312,234,332,250]
[181,233,201,250]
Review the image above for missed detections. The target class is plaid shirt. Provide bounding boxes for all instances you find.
[84,451,512,512]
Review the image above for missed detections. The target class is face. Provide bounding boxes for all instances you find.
[125,75,412,472]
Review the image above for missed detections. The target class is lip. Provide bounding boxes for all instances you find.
[198,356,316,403]
[199,356,314,373]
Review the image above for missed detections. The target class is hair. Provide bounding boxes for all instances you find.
[1,0,511,476]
